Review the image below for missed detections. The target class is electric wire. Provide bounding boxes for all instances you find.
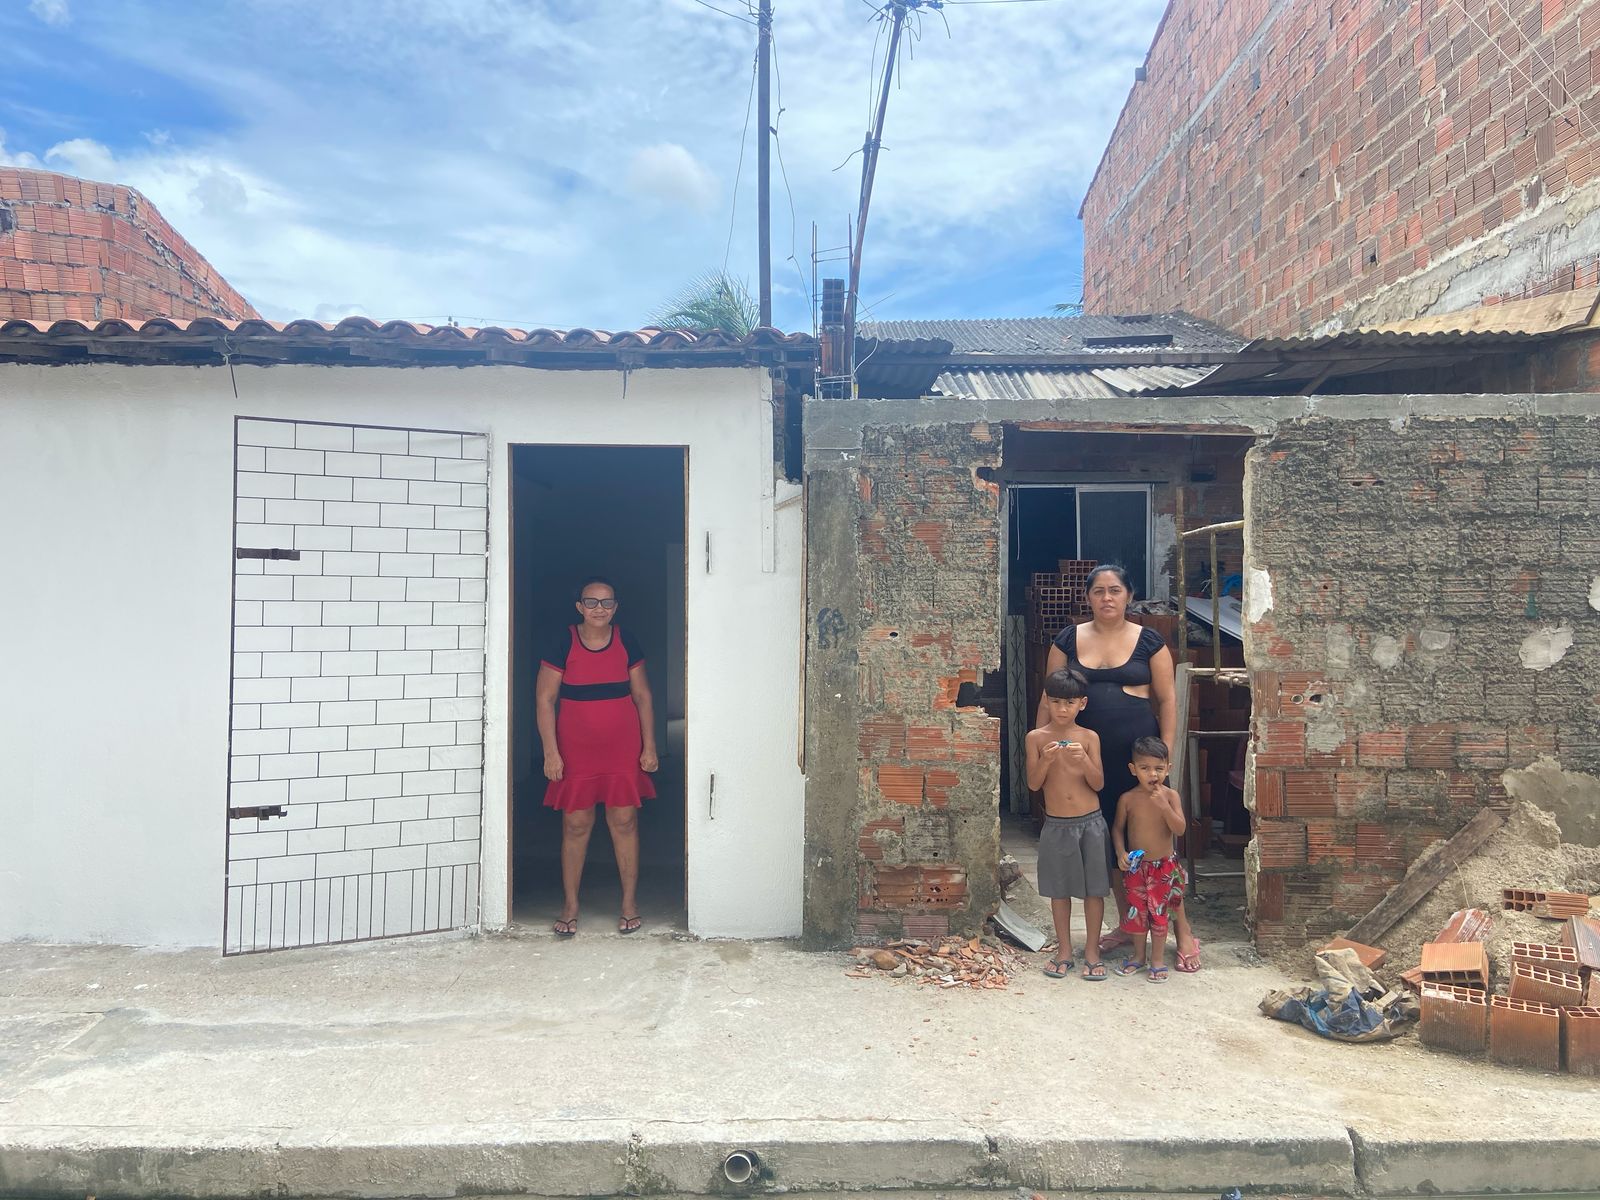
[722,49,760,276]
[685,0,758,24]
[768,25,812,308]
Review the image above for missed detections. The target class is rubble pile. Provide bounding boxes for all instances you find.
[846,935,1021,989]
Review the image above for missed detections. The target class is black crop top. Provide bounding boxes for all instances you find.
[1052,623,1165,687]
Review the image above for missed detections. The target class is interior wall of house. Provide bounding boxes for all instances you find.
[509,445,687,920]
[0,362,805,946]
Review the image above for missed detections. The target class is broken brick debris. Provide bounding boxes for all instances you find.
[1419,941,1490,990]
[1488,995,1563,1072]
[1419,983,1488,1056]
[1508,961,1586,1007]
[847,936,1019,989]
[1502,889,1591,919]
[1318,936,1387,970]
[1562,1007,1600,1077]
[1433,908,1493,944]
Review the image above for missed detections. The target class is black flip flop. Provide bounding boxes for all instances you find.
[553,918,578,938]
[618,915,642,935]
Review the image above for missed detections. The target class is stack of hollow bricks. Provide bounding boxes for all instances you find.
[1246,415,1600,949]
[0,167,257,323]
[1080,0,1600,337]
[854,424,1003,939]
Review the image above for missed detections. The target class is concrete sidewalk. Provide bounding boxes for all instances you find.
[1,926,1596,1198]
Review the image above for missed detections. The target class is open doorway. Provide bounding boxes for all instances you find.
[994,428,1254,949]
[509,445,687,930]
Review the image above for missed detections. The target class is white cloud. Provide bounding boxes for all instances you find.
[2,0,1166,327]
[626,144,718,213]
[43,137,116,181]
[0,130,44,169]
[28,0,69,27]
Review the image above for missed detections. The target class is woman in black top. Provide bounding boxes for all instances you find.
[1038,563,1200,971]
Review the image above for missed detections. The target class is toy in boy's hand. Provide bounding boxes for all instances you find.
[1053,739,1075,748]
[1125,849,1145,870]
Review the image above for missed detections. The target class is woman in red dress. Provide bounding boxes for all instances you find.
[536,577,658,937]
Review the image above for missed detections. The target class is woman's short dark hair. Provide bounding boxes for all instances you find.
[576,576,616,601]
[1085,562,1135,598]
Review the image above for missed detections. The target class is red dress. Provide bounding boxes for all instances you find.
[541,625,656,812]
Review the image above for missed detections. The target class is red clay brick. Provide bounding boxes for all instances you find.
[1508,961,1586,1007]
[875,765,925,806]
[1510,941,1581,971]
[1420,941,1490,989]
[1434,908,1493,944]
[1489,995,1562,1072]
[1563,1007,1600,1077]
[1420,983,1488,1055]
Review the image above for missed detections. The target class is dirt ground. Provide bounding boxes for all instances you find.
[1377,801,1600,987]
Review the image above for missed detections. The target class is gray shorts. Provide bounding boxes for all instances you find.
[1037,811,1113,899]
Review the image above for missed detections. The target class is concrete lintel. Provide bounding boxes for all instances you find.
[805,392,1600,443]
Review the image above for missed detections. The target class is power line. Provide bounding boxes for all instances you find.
[768,20,812,308]
[685,0,758,24]
[722,50,759,276]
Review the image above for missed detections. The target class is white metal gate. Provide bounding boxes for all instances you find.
[224,417,489,954]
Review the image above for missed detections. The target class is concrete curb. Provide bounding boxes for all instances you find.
[0,1122,1362,1197]
[1349,1131,1600,1195]
[6,1123,1598,1196]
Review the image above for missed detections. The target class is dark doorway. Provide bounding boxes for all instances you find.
[509,445,687,930]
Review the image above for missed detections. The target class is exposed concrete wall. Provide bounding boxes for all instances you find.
[1080,0,1600,337]
[1244,412,1600,945]
[804,419,1003,944]
[805,392,1600,946]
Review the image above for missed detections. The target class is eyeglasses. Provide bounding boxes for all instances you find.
[579,597,617,610]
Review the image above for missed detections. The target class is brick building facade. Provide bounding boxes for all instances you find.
[803,388,1598,948]
[0,167,256,323]
[1081,0,1600,338]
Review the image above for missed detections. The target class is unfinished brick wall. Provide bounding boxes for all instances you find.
[1081,0,1600,337]
[849,423,1004,941]
[1245,414,1600,947]
[0,167,257,323]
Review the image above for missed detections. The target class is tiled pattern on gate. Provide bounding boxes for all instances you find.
[225,418,489,953]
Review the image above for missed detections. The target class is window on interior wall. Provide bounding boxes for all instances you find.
[1007,484,1153,614]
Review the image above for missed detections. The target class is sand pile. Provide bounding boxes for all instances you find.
[1381,801,1600,987]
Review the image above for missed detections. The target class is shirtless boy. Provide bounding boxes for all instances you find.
[1025,668,1109,981]
[1111,736,1189,983]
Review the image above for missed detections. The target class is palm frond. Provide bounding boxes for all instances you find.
[648,271,760,337]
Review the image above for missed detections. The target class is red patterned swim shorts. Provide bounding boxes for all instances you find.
[1119,854,1187,935]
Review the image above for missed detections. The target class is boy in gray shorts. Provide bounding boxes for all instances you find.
[1025,668,1110,980]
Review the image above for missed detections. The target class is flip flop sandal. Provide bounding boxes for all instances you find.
[1147,965,1169,983]
[618,916,642,935]
[1115,958,1145,977]
[1042,956,1075,979]
[1080,961,1108,981]
[1175,938,1202,973]
[552,918,578,938]
[1098,930,1132,952]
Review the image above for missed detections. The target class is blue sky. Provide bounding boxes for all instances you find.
[0,0,1166,330]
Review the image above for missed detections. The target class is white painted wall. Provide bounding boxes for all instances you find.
[0,363,805,945]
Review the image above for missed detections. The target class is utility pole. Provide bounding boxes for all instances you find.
[844,0,910,354]
[756,0,773,328]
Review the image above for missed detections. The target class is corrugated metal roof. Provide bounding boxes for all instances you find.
[1355,289,1600,337]
[932,364,1212,401]
[0,315,816,368]
[859,312,1243,355]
